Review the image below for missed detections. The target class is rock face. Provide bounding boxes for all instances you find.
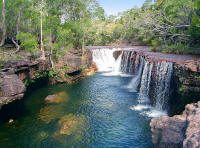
[52,49,94,84]
[150,101,200,148]
[171,65,200,114]
[0,60,50,106]
[55,49,92,73]
[0,74,25,105]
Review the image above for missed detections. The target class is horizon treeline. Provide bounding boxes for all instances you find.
[0,0,200,57]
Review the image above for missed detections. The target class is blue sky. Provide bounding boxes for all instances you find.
[98,0,146,15]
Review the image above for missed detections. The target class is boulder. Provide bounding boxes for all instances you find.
[150,101,200,148]
[45,92,68,104]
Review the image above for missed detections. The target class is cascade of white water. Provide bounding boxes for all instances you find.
[127,56,144,92]
[92,48,173,113]
[113,54,122,74]
[92,48,123,76]
[92,48,116,72]
[154,62,173,110]
[138,60,153,103]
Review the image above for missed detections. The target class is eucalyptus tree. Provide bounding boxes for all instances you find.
[0,0,6,46]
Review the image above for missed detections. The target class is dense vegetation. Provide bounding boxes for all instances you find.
[0,0,200,60]
[0,0,105,61]
[112,0,200,54]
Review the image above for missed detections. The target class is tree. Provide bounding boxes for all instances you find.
[0,0,6,46]
[34,0,48,60]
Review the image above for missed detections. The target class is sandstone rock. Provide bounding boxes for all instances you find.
[0,74,25,105]
[113,50,122,60]
[184,60,200,73]
[0,59,51,107]
[3,60,31,69]
[82,63,97,76]
[150,101,200,148]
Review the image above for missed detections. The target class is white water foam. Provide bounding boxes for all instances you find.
[101,53,123,76]
[130,104,167,118]
[141,109,167,118]
[130,104,151,111]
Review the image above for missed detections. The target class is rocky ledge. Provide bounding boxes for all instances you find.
[150,101,200,148]
[0,60,50,106]
[0,49,95,108]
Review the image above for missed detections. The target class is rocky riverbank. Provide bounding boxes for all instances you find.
[0,60,50,106]
[150,101,200,148]
[0,49,95,108]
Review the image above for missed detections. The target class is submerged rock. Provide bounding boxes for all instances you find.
[55,114,86,136]
[45,91,68,104]
[38,105,65,123]
[150,101,200,148]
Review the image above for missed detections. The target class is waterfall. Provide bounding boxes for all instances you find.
[113,54,122,74]
[122,51,174,117]
[120,51,137,74]
[92,48,174,115]
[153,62,173,110]
[138,60,153,103]
[135,60,173,111]
[131,60,173,115]
[92,48,123,76]
[127,56,144,92]
[92,48,116,72]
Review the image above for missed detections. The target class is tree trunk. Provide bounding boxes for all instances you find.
[49,31,54,69]
[0,0,6,47]
[11,37,20,53]
[16,10,21,35]
[40,11,46,60]
[50,49,54,69]
[82,33,85,54]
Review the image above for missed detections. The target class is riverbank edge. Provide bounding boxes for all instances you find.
[0,49,97,108]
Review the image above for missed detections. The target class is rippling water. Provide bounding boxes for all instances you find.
[0,73,153,147]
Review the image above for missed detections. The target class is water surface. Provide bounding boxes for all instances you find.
[0,73,153,147]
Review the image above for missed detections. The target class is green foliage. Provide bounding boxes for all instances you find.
[16,32,38,53]
[1,0,106,58]
[2,0,200,55]
[163,43,188,54]
[24,70,57,87]
[111,0,200,54]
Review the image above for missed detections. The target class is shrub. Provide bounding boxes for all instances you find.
[16,32,38,54]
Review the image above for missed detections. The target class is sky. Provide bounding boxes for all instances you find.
[98,0,146,15]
